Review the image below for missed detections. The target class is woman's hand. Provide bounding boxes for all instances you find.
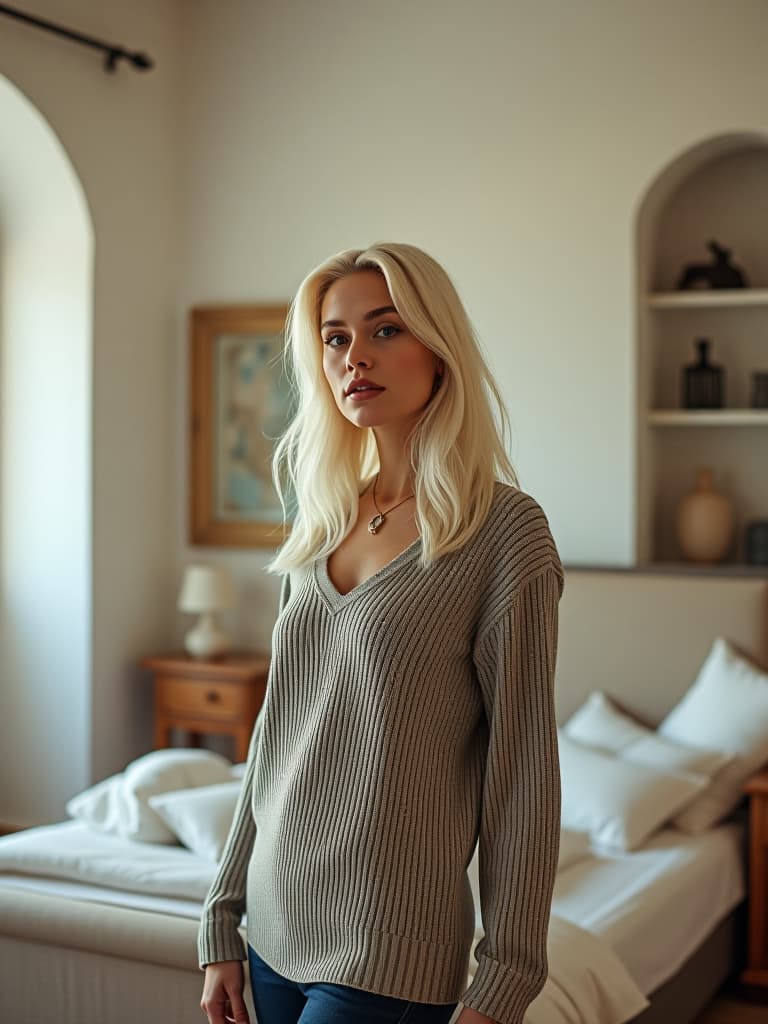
[200,960,250,1024]
[455,1008,498,1024]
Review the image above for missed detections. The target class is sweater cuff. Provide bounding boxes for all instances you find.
[461,955,544,1024]
[197,917,247,970]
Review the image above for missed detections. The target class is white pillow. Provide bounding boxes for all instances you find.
[65,773,123,832]
[622,732,731,781]
[563,690,732,816]
[149,781,242,861]
[557,829,592,872]
[558,732,708,850]
[564,691,649,753]
[66,749,233,843]
[659,637,768,831]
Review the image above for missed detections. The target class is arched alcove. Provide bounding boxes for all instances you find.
[0,75,94,825]
[635,133,768,570]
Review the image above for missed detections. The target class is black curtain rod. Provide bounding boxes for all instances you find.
[0,3,153,72]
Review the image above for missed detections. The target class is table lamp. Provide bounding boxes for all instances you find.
[178,564,235,659]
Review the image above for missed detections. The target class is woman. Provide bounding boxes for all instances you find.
[199,242,563,1024]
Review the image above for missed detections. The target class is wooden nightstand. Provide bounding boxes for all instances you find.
[141,652,270,762]
[743,770,768,988]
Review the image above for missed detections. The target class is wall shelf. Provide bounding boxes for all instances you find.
[647,288,768,309]
[648,410,768,426]
[636,139,768,568]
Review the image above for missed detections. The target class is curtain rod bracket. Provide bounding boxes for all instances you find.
[104,47,152,74]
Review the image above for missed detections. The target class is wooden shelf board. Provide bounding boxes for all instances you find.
[647,410,768,426]
[640,562,768,578]
[564,562,768,579]
[647,289,768,309]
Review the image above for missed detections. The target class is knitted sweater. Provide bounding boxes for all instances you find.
[198,484,563,1024]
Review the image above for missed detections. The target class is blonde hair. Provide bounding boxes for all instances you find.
[266,242,517,574]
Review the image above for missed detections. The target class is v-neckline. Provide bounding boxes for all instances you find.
[314,536,423,611]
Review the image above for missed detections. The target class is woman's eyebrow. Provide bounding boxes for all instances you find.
[321,305,398,330]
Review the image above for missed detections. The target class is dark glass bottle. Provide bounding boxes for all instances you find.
[745,520,768,566]
[751,371,768,409]
[682,338,724,409]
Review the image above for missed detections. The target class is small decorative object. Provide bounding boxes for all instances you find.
[178,564,235,659]
[682,338,724,409]
[745,521,768,566]
[750,371,768,409]
[675,468,734,564]
[676,240,749,290]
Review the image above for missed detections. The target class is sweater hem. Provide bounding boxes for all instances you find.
[247,921,471,1004]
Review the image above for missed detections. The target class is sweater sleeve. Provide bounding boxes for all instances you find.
[196,572,291,968]
[461,565,562,1024]
[196,735,259,966]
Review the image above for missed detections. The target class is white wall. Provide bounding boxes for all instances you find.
[0,0,180,822]
[177,0,768,650]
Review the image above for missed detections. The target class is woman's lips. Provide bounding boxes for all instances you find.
[346,387,385,402]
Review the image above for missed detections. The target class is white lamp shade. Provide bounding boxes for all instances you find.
[178,565,235,613]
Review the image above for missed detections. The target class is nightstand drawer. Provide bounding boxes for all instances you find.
[143,651,269,762]
[155,676,245,718]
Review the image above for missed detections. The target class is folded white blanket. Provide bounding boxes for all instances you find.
[451,916,648,1024]
[526,915,649,1023]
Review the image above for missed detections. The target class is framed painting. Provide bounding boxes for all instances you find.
[189,304,295,547]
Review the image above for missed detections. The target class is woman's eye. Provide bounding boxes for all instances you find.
[324,333,347,347]
[323,325,399,347]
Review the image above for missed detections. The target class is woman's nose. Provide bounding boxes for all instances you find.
[346,336,373,369]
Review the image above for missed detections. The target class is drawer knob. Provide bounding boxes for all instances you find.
[205,690,221,703]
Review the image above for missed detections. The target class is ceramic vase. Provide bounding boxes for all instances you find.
[675,468,734,563]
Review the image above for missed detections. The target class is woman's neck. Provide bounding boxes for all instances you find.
[369,444,414,506]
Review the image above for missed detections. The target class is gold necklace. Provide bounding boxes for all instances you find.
[367,474,415,535]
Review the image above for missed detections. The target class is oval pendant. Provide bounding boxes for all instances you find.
[368,513,385,535]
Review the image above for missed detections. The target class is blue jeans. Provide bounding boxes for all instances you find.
[247,946,458,1024]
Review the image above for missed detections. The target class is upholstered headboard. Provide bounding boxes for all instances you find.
[555,570,768,725]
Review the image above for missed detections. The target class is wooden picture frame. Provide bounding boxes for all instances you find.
[189,304,293,547]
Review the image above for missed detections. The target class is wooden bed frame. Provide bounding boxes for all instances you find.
[633,905,747,1024]
[0,568,765,1023]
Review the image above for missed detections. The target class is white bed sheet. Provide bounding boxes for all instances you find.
[0,820,216,900]
[551,822,746,995]
[0,873,206,919]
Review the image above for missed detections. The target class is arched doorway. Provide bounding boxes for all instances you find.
[0,74,93,825]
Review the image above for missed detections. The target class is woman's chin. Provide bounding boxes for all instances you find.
[339,396,431,432]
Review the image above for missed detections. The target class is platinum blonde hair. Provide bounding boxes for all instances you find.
[266,241,518,574]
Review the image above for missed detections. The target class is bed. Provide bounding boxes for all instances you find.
[0,817,743,1024]
[1,569,766,1024]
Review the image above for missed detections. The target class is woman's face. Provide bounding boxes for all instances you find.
[320,270,443,433]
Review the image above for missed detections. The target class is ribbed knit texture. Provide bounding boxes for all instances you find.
[198,484,563,1024]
